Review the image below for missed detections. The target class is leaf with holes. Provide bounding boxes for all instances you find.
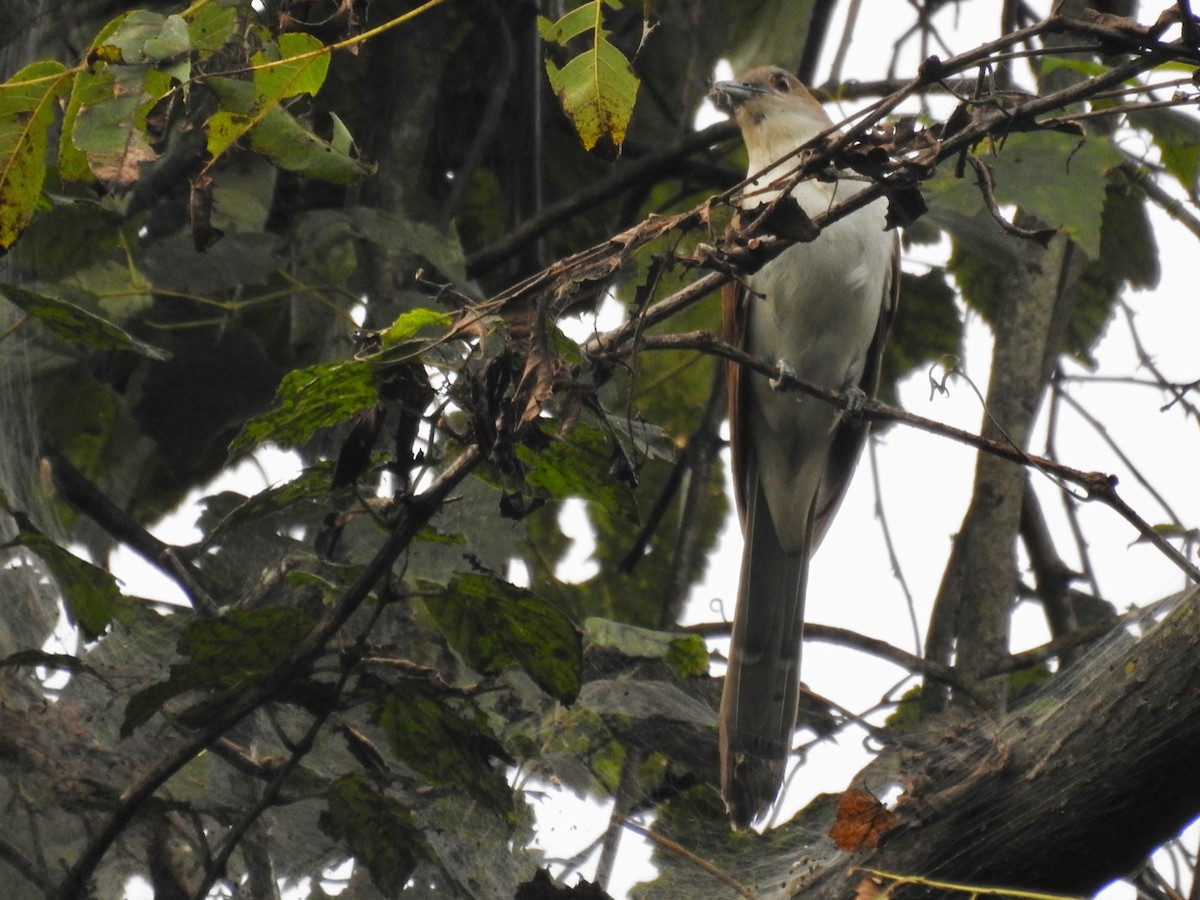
[424,573,582,704]
[230,360,379,451]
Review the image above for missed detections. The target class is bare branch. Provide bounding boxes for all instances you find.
[55,444,485,900]
[611,330,1200,583]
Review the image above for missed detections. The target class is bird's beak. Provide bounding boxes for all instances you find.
[710,80,763,113]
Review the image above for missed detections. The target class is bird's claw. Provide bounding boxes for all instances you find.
[843,385,867,425]
[769,360,797,392]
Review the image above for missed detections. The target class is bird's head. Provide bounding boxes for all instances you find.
[710,66,834,175]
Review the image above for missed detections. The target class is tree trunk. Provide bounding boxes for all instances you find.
[782,586,1200,898]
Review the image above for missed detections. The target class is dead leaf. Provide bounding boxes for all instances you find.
[829,788,898,852]
[853,871,886,900]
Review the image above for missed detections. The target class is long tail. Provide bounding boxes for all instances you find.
[719,470,813,829]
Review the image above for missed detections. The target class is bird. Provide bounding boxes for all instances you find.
[710,66,899,828]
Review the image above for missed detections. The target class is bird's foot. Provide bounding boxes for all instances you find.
[769,360,797,393]
[843,385,867,425]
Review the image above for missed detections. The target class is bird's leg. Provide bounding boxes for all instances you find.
[842,384,868,426]
[769,360,797,392]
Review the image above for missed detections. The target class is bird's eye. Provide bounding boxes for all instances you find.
[771,72,791,92]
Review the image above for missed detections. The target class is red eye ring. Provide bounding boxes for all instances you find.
[771,71,791,92]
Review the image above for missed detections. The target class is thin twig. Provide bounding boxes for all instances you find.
[1120,299,1200,419]
[613,330,1200,583]
[0,835,55,894]
[46,448,221,615]
[192,597,389,898]
[1046,377,1103,601]
[465,122,737,278]
[596,748,642,892]
[868,435,922,656]
[617,816,756,899]
[964,152,1057,245]
[688,619,985,700]
[827,0,864,86]
[1054,383,1186,531]
[55,444,484,900]
[575,36,1186,373]
[1118,162,1200,237]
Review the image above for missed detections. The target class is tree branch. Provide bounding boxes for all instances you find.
[790,585,1200,899]
[46,448,221,616]
[465,121,737,278]
[601,330,1200,584]
[55,443,484,900]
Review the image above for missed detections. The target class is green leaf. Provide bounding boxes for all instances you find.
[540,1,639,150]
[884,268,964,391]
[1062,182,1160,365]
[926,130,1123,258]
[207,76,374,184]
[199,466,333,545]
[122,608,315,735]
[1129,107,1200,196]
[516,424,638,521]
[371,679,513,807]
[327,111,355,156]
[252,32,329,101]
[319,775,427,895]
[57,71,93,182]
[723,0,820,75]
[424,573,583,704]
[0,493,132,640]
[584,618,710,678]
[98,10,191,64]
[0,60,72,250]
[61,258,154,321]
[1040,55,1110,78]
[380,307,453,348]
[230,359,379,451]
[186,2,239,54]
[68,63,158,190]
[6,197,122,279]
[536,2,610,43]
[201,32,331,171]
[0,282,171,359]
[353,208,469,287]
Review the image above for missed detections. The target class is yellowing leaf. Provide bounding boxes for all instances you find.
[203,33,335,174]
[537,2,602,43]
[251,32,329,102]
[539,1,639,150]
[0,61,72,250]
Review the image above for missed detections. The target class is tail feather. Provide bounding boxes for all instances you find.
[719,470,814,828]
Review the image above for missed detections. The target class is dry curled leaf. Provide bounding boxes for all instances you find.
[829,788,899,852]
[853,870,886,900]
